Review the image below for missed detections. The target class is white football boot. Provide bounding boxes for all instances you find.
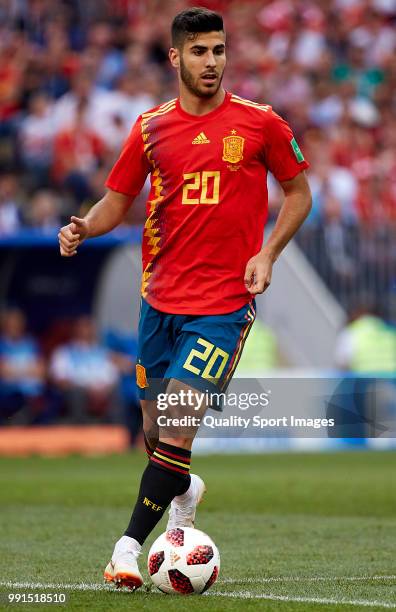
[104,535,143,590]
[167,474,206,529]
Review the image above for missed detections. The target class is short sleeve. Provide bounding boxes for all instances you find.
[105,115,150,197]
[263,110,309,182]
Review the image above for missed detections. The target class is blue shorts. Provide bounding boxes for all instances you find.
[136,298,256,411]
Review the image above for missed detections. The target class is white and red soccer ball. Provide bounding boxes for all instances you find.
[148,527,220,594]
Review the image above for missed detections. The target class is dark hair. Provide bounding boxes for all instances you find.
[171,7,224,48]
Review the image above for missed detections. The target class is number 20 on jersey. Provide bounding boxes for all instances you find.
[182,171,220,205]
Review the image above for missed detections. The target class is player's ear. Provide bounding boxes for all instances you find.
[169,47,180,69]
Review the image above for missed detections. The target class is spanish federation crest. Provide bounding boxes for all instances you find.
[222,130,245,164]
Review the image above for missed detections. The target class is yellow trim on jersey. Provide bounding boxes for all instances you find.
[142,98,176,116]
[231,94,270,106]
[141,262,152,293]
[160,98,177,108]
[140,105,176,296]
[142,103,176,122]
[231,95,270,112]
[231,99,270,112]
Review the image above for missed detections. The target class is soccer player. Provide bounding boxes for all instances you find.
[58,7,312,590]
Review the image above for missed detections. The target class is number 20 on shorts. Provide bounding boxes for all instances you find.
[182,171,220,205]
[183,338,229,383]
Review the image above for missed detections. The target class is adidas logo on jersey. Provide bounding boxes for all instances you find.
[192,132,210,144]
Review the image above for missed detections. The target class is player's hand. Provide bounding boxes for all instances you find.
[58,216,89,257]
[244,249,274,295]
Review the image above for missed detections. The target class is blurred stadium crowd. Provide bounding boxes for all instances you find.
[0,0,395,316]
[0,306,142,438]
[0,0,395,430]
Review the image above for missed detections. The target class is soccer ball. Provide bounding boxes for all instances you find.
[148,527,220,594]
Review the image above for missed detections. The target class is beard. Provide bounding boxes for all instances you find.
[180,57,223,98]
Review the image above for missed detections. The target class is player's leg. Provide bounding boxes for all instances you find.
[104,399,161,589]
[104,400,194,589]
[115,378,206,571]
[121,380,200,543]
[105,300,256,589]
[104,388,206,590]
[104,300,171,590]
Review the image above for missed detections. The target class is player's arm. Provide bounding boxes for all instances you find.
[244,171,311,294]
[58,189,133,257]
[58,111,149,258]
[59,114,150,258]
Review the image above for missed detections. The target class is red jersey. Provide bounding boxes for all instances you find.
[106,92,309,315]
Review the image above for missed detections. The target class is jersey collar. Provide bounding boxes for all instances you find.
[176,91,231,121]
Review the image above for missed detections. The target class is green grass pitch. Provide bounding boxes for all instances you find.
[0,450,395,611]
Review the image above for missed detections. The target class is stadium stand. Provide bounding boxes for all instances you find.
[0,0,395,434]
